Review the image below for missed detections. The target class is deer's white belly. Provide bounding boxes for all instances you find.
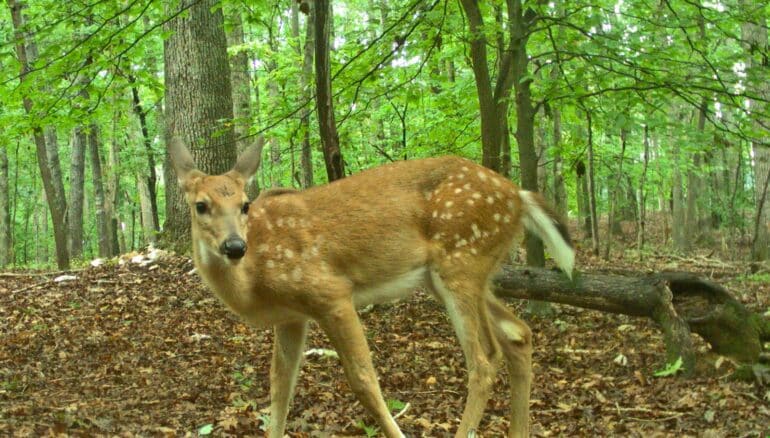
[352,267,426,308]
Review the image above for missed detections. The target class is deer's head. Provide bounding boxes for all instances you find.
[169,136,264,263]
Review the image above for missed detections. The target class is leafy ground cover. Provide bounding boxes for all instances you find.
[1,249,769,437]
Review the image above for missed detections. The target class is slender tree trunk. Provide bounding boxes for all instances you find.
[586,110,600,255]
[672,140,688,253]
[638,125,650,259]
[68,127,86,259]
[551,106,567,216]
[604,128,627,260]
[0,145,9,267]
[315,0,345,181]
[88,126,110,257]
[226,9,252,154]
[460,0,501,172]
[129,83,159,232]
[8,0,70,269]
[163,0,237,248]
[300,0,314,188]
[740,7,770,260]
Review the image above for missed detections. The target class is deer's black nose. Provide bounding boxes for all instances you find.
[220,236,246,259]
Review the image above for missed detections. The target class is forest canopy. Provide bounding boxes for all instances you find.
[0,0,767,268]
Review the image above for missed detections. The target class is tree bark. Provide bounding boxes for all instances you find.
[672,132,688,253]
[87,126,110,258]
[314,0,345,182]
[551,106,567,216]
[740,6,770,261]
[299,0,314,188]
[637,125,650,259]
[8,0,70,269]
[604,129,627,260]
[0,145,9,267]
[68,126,87,259]
[494,267,769,375]
[586,110,600,255]
[163,0,237,249]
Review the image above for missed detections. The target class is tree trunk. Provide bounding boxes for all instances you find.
[300,0,314,188]
[551,107,567,216]
[68,127,87,259]
[586,110,600,255]
[88,126,110,258]
[740,8,770,261]
[163,0,237,249]
[672,138,688,253]
[129,82,159,232]
[0,145,9,267]
[226,9,252,154]
[8,0,70,269]
[637,125,650,259]
[604,129,627,260]
[460,0,501,172]
[314,0,345,182]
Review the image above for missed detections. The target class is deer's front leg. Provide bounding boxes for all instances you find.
[318,302,404,438]
[268,320,308,438]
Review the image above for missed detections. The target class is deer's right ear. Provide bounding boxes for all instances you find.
[168,137,200,187]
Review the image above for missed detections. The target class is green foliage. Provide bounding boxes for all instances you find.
[654,357,685,377]
[0,0,768,266]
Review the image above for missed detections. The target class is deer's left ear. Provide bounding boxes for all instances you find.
[232,135,265,182]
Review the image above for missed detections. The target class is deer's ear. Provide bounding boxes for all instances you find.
[232,135,265,181]
[168,137,204,187]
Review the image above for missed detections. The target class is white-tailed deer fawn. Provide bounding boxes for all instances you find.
[169,136,575,438]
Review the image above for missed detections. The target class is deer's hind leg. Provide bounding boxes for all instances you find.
[487,295,532,438]
[428,268,504,437]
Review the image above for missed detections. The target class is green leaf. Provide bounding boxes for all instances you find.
[653,357,684,377]
[198,424,214,435]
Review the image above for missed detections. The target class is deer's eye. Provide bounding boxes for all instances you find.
[241,202,250,215]
[195,202,208,215]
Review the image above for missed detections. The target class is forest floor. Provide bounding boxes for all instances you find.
[1,235,770,437]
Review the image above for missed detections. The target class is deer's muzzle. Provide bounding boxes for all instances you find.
[220,236,247,259]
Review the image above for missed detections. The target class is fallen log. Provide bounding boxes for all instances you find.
[492,266,770,378]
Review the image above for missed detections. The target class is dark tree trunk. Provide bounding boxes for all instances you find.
[638,125,650,259]
[8,0,70,269]
[604,129,627,260]
[586,110,599,255]
[314,0,345,182]
[163,0,237,249]
[300,0,315,188]
[130,81,159,232]
[0,145,9,267]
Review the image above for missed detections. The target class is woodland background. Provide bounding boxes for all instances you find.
[0,0,767,268]
[1,0,770,435]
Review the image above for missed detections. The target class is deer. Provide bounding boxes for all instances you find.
[169,136,575,438]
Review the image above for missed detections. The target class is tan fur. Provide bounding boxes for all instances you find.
[171,139,574,438]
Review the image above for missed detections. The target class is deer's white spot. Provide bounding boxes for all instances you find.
[472,192,482,199]
[456,239,468,248]
[445,201,454,208]
[477,171,488,181]
[291,267,303,282]
[266,259,275,269]
[454,188,462,194]
[471,223,481,238]
[466,199,475,206]
[285,249,294,259]
[433,211,438,218]
[492,178,502,187]
[486,196,495,204]
[503,215,511,223]
[493,214,501,222]
[499,320,525,342]
[257,244,269,253]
